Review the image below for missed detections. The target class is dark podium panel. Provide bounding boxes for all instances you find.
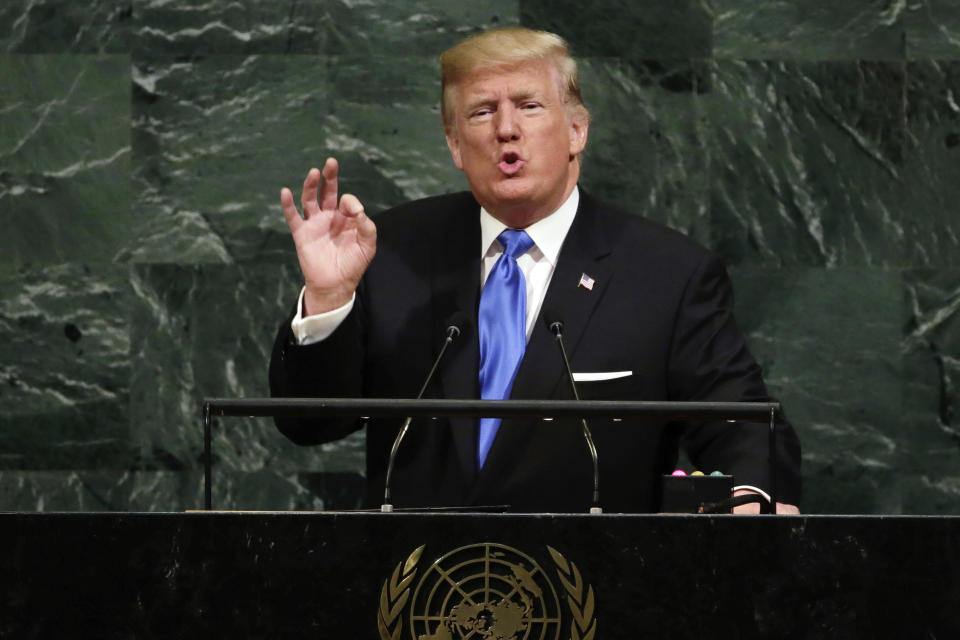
[3,513,959,638]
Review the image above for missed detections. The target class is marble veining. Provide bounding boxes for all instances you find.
[0,0,958,513]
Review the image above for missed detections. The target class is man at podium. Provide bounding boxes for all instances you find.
[269,27,801,514]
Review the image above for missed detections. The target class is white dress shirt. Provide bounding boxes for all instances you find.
[479,187,579,340]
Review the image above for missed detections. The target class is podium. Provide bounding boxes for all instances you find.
[2,511,959,638]
[4,400,954,637]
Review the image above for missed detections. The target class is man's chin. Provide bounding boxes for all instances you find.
[487,179,537,206]
[484,195,535,217]
[482,190,559,226]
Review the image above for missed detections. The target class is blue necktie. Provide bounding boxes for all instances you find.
[477,229,535,468]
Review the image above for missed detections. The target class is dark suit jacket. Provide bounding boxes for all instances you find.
[269,190,802,513]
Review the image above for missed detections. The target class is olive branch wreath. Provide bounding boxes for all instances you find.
[378,544,424,640]
[378,544,595,640]
[548,546,597,640]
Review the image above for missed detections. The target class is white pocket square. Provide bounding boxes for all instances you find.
[572,371,633,382]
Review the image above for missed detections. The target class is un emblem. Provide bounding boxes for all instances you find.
[378,543,596,640]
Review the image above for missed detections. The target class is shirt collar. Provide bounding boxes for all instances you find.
[479,186,580,266]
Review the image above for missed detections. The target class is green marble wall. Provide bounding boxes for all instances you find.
[1,0,957,514]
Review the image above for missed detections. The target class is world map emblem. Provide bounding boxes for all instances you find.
[378,543,596,640]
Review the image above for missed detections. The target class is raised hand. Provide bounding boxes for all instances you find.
[281,158,377,315]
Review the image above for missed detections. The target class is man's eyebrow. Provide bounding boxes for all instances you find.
[462,89,545,113]
[464,96,495,112]
[509,90,538,102]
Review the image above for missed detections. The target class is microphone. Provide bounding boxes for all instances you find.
[382,311,471,512]
[543,309,602,514]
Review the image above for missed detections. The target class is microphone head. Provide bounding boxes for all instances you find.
[444,310,472,340]
[542,308,564,335]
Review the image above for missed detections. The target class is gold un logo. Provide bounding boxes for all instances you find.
[378,542,597,640]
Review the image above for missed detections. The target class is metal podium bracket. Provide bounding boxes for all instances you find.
[200,398,782,511]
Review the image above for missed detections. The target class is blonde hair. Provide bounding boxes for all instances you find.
[440,27,589,131]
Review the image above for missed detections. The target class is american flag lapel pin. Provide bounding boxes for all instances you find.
[578,272,595,290]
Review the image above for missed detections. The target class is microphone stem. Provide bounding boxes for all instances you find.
[554,334,579,402]
[417,334,454,398]
[553,331,601,511]
[383,332,455,508]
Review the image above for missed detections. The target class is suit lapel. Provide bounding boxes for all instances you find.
[513,198,614,401]
[433,197,482,483]
[472,193,614,499]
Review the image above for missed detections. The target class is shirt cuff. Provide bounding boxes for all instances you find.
[732,485,771,503]
[290,287,355,346]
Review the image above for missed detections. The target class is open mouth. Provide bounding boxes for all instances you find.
[498,152,524,175]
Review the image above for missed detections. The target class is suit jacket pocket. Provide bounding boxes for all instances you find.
[575,373,636,400]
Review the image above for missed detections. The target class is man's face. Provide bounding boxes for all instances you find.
[445,61,588,227]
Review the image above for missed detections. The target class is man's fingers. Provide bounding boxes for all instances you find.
[329,193,360,237]
[340,193,365,217]
[300,167,321,217]
[280,187,302,232]
[319,157,339,211]
[285,161,371,245]
[357,207,377,245]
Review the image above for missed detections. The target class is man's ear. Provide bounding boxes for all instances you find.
[568,110,589,158]
[445,126,463,170]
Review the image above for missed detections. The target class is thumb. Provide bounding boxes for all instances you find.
[340,193,365,217]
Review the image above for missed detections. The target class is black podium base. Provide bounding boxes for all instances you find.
[3,512,958,638]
